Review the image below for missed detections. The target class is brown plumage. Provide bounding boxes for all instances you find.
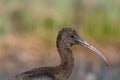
[10,28,108,80]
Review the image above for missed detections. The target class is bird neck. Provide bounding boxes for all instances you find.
[57,43,74,78]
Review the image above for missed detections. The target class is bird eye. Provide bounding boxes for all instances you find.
[70,35,74,38]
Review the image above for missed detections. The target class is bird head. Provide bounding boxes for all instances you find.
[57,28,109,66]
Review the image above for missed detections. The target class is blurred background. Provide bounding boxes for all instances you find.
[0,0,120,80]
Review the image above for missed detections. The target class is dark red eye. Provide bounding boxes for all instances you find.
[71,35,74,38]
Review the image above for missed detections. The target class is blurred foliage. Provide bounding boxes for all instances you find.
[0,0,120,43]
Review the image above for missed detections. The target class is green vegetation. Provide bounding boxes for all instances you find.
[0,0,120,43]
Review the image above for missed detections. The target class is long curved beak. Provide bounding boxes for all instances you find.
[78,39,109,66]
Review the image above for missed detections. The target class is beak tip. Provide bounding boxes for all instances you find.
[105,60,109,67]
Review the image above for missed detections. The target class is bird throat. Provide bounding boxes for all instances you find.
[57,43,74,79]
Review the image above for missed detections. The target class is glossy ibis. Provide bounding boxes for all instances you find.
[10,28,108,80]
